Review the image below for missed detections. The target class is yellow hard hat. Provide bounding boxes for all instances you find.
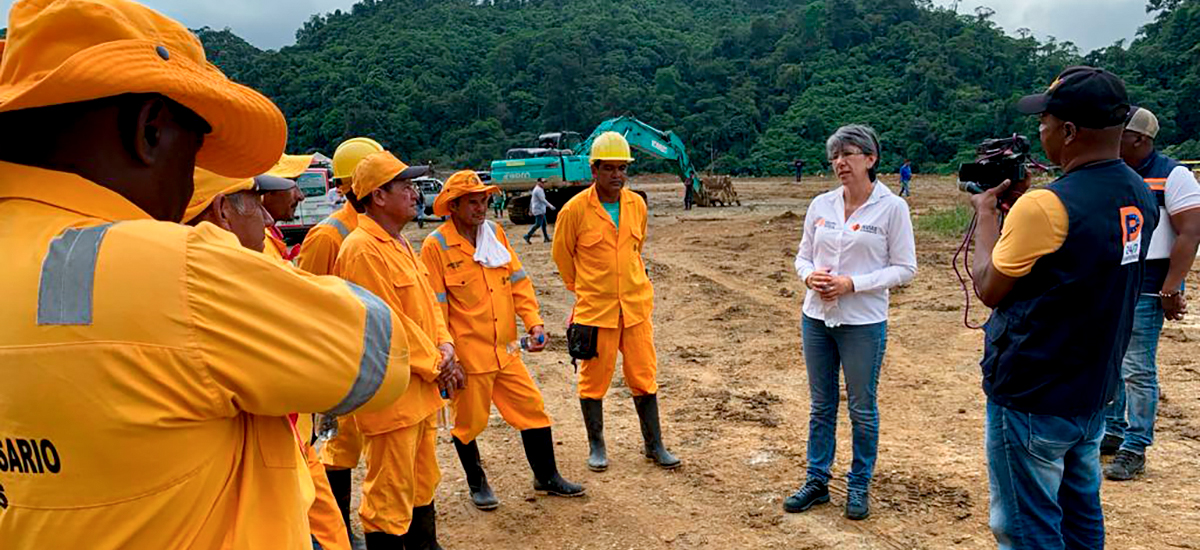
[590,131,635,164]
[333,137,384,181]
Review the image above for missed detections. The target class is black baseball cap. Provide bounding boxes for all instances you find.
[1017,66,1130,128]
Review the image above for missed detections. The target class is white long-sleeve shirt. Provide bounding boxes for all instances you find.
[794,181,917,327]
[530,185,554,216]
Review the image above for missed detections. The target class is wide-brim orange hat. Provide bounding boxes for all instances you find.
[351,150,430,198]
[0,0,287,178]
[433,170,498,216]
[185,168,254,222]
[267,154,315,179]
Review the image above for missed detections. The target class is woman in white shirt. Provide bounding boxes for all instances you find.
[784,125,917,520]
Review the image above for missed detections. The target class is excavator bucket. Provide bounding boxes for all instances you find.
[697,175,740,207]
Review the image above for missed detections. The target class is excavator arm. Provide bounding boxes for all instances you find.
[574,116,705,192]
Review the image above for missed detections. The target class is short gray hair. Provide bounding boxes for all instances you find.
[826,124,881,180]
[224,190,261,216]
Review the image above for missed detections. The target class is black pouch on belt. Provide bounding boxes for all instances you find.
[566,323,600,360]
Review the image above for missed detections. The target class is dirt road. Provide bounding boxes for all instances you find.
[355,176,1200,549]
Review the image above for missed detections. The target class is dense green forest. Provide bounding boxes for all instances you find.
[194,0,1200,176]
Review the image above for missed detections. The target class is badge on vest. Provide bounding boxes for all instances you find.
[1120,206,1144,266]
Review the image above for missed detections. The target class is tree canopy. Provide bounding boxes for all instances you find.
[194,0,1200,175]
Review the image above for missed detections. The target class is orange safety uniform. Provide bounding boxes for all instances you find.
[264,226,291,261]
[0,163,411,549]
[552,185,658,399]
[303,440,352,550]
[421,220,552,444]
[297,203,367,471]
[336,214,451,535]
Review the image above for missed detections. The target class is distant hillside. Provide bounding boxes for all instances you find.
[195,0,1200,175]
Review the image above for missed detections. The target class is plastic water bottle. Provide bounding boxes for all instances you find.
[506,333,546,354]
[437,403,454,431]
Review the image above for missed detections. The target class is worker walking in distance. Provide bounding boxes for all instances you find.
[552,131,682,472]
[524,177,555,243]
[1103,106,1200,481]
[423,170,585,511]
[300,137,387,543]
[0,1,411,548]
[337,150,465,549]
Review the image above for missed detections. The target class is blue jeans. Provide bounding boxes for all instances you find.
[801,315,886,492]
[1104,295,1163,454]
[986,400,1105,550]
[525,213,550,241]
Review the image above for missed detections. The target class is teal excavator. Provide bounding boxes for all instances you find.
[489,115,738,224]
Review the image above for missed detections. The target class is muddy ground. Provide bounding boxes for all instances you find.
[349,175,1200,549]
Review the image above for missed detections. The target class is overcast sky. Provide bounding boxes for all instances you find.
[0,0,1156,53]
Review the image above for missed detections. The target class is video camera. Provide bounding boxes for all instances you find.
[957,135,1031,194]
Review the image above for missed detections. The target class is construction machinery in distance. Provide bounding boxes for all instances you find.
[488,115,740,224]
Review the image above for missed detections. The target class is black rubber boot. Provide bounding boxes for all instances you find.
[451,436,499,510]
[521,427,586,497]
[326,467,355,542]
[633,394,681,469]
[399,503,443,550]
[580,398,608,472]
[364,531,404,550]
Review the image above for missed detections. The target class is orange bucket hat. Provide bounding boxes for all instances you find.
[351,151,430,198]
[0,0,287,178]
[267,154,316,179]
[433,170,498,217]
[184,168,254,222]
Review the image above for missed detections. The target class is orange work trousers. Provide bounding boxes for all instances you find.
[319,414,364,470]
[305,444,351,550]
[577,319,658,400]
[359,413,441,535]
[452,356,552,444]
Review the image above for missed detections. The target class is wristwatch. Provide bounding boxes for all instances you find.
[1158,289,1182,299]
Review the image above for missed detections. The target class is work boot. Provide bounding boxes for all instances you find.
[326,468,355,542]
[1105,449,1146,481]
[845,488,870,520]
[633,394,681,469]
[363,531,404,550]
[1100,433,1123,456]
[783,480,829,513]
[399,503,443,550]
[520,427,586,497]
[452,436,499,510]
[580,398,608,472]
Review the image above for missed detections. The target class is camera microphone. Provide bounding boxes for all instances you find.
[958,180,985,194]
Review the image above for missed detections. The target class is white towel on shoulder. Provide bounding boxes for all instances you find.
[474,221,512,268]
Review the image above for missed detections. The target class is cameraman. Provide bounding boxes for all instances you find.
[1103,106,1200,481]
[970,66,1157,549]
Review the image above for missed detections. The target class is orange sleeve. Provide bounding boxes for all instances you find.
[187,225,409,417]
[296,228,339,276]
[498,225,544,329]
[992,189,1069,277]
[339,248,441,383]
[419,237,451,325]
[551,204,578,292]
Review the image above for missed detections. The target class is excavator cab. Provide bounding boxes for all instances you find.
[537,131,584,154]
